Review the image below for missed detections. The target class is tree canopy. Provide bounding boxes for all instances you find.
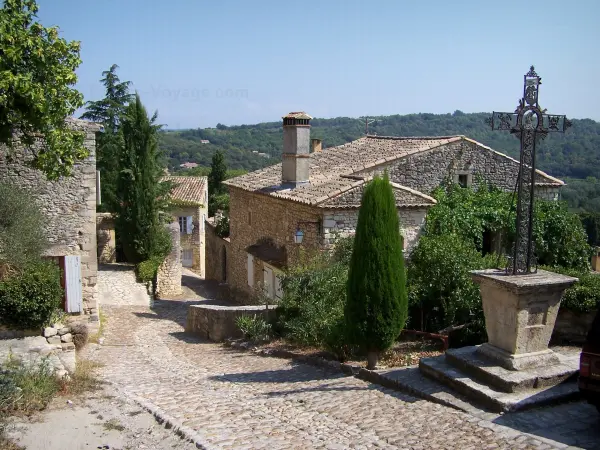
[0,0,85,179]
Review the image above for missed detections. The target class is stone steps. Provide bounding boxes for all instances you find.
[419,354,580,413]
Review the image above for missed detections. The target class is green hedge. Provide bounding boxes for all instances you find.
[540,266,600,313]
[0,261,63,329]
[136,257,163,283]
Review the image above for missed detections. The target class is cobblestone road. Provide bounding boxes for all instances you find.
[92,267,600,450]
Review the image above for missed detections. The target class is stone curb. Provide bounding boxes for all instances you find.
[102,380,214,450]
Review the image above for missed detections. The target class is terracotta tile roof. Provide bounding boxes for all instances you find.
[162,176,207,205]
[224,136,462,205]
[224,135,563,206]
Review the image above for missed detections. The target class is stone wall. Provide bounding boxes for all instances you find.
[226,187,323,303]
[552,308,597,345]
[356,139,562,199]
[156,222,182,298]
[205,218,230,283]
[186,303,277,341]
[0,119,100,322]
[323,207,428,252]
[96,213,116,264]
[170,204,207,276]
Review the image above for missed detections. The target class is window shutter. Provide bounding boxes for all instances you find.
[186,216,194,234]
[247,254,254,286]
[263,266,274,299]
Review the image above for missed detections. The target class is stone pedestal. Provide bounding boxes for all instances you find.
[471,269,577,371]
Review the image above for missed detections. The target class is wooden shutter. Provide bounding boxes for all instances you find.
[186,216,194,234]
[275,273,283,300]
[64,255,82,313]
[247,254,254,286]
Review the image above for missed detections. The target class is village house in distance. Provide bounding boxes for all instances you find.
[204,112,564,304]
[162,176,208,277]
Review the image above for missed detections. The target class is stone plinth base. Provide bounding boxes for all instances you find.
[471,269,577,369]
[419,345,580,412]
[186,304,277,342]
[476,343,560,371]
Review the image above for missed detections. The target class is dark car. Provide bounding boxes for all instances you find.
[579,309,600,412]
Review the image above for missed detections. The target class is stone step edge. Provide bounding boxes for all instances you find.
[445,348,578,394]
[419,357,581,413]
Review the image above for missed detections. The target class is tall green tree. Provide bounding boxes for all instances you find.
[345,174,408,369]
[0,0,85,179]
[208,150,228,216]
[80,65,133,211]
[115,94,171,263]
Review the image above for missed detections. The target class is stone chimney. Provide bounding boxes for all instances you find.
[311,138,322,153]
[282,112,312,186]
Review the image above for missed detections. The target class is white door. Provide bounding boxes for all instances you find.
[263,266,274,299]
[182,249,193,267]
[64,255,82,313]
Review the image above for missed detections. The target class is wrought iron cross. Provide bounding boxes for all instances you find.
[486,66,571,275]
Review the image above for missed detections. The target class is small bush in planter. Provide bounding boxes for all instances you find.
[235,315,272,342]
[0,261,63,329]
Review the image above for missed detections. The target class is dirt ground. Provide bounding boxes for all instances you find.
[5,384,197,450]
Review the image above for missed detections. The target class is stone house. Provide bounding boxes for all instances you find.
[206,112,564,304]
[163,176,208,277]
[0,118,102,326]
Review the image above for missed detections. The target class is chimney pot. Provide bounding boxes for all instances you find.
[282,111,312,186]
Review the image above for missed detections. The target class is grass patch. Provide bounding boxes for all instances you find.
[59,360,103,396]
[88,309,107,344]
[103,418,125,432]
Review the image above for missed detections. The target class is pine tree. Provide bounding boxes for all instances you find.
[345,173,408,369]
[80,64,133,211]
[115,94,171,263]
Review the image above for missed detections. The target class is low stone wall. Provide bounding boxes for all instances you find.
[156,222,182,298]
[186,304,277,342]
[552,308,597,345]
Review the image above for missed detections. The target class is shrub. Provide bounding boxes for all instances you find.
[540,266,600,313]
[215,214,230,238]
[276,254,348,350]
[235,315,272,342]
[407,234,501,346]
[136,257,163,283]
[331,235,354,265]
[0,358,59,414]
[70,322,90,351]
[345,174,407,368]
[0,182,47,276]
[0,261,62,329]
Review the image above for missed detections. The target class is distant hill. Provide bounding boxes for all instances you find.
[159,112,600,212]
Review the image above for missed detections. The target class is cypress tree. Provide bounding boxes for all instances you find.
[115,94,171,263]
[345,173,408,368]
[208,150,228,216]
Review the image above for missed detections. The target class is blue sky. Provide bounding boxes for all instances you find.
[37,0,600,129]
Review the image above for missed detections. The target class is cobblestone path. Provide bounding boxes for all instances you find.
[87,299,598,448]
[98,264,151,306]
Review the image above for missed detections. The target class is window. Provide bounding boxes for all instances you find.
[458,174,468,188]
[178,216,194,234]
[178,216,187,233]
[247,254,254,286]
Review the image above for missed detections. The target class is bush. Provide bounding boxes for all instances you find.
[235,315,272,342]
[136,257,163,283]
[70,322,90,351]
[0,182,47,276]
[407,234,501,346]
[540,266,600,313]
[345,174,407,367]
[331,235,354,265]
[276,254,348,350]
[215,214,230,238]
[0,261,62,329]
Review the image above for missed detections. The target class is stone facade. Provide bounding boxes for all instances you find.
[156,222,182,298]
[96,213,116,264]
[205,218,230,283]
[0,119,101,322]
